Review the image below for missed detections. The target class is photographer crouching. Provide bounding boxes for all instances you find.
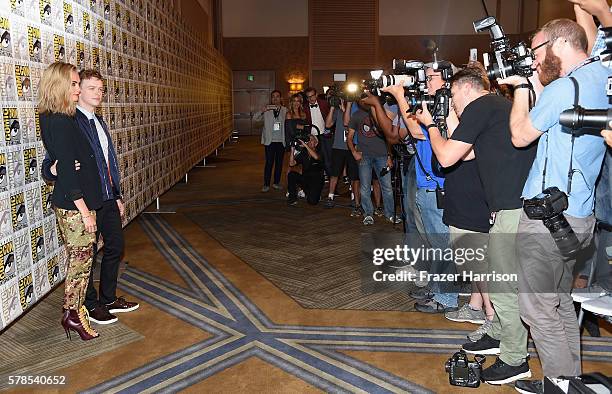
[287,133,325,206]
[500,18,610,388]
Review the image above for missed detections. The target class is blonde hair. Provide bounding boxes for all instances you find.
[38,62,77,115]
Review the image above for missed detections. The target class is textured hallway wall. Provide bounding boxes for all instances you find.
[0,0,232,330]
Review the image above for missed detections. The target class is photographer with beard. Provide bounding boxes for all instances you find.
[411,63,537,385]
[287,135,324,206]
[499,19,609,390]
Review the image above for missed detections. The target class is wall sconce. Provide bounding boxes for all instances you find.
[289,82,303,92]
[288,79,304,94]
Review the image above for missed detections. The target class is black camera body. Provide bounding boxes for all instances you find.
[407,61,453,138]
[292,124,319,158]
[523,187,580,256]
[445,350,485,388]
[473,16,534,80]
[328,82,365,104]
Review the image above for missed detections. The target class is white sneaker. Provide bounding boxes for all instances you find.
[581,295,612,317]
[297,190,306,198]
[572,285,607,303]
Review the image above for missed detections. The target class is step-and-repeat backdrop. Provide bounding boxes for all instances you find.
[0,0,233,330]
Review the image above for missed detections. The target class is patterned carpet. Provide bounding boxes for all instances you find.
[82,215,612,392]
[0,289,143,391]
[2,138,611,393]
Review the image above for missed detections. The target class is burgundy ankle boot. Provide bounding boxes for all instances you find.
[61,306,99,341]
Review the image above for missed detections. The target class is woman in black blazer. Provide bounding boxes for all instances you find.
[39,62,103,341]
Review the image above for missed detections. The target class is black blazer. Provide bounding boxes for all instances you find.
[40,112,102,211]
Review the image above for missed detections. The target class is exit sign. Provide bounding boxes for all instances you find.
[247,74,254,81]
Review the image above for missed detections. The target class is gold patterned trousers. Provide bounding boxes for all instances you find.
[54,208,96,310]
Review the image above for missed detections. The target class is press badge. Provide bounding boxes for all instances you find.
[274,122,281,131]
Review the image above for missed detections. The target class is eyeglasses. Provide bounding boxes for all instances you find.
[425,75,439,82]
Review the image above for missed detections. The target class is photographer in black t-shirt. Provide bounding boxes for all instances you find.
[287,135,324,206]
[415,63,537,385]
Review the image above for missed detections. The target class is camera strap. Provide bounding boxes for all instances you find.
[540,76,579,194]
[404,132,442,190]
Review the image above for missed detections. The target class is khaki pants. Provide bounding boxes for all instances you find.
[487,209,529,366]
[55,208,96,310]
[517,210,595,377]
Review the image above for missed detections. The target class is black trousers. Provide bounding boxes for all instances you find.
[84,199,124,310]
[287,170,324,205]
[264,142,285,186]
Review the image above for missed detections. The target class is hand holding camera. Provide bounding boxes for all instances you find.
[415,101,434,126]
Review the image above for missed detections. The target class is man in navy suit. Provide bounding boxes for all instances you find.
[43,70,138,325]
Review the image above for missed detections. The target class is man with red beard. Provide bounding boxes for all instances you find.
[500,19,610,393]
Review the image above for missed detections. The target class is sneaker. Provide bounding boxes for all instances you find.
[388,215,402,224]
[272,183,282,190]
[363,215,374,225]
[445,303,486,324]
[374,207,384,217]
[581,294,612,316]
[261,186,270,192]
[482,357,531,385]
[409,287,434,300]
[467,318,493,342]
[343,176,350,185]
[324,197,335,208]
[462,333,500,355]
[572,284,607,303]
[106,296,139,313]
[515,379,543,394]
[350,206,363,217]
[88,305,118,325]
[297,190,306,198]
[414,299,459,314]
[287,199,298,206]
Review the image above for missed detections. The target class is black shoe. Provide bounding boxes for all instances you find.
[287,199,298,206]
[414,299,458,314]
[515,379,543,394]
[409,287,434,300]
[324,197,335,208]
[88,305,118,325]
[482,357,531,385]
[462,333,500,355]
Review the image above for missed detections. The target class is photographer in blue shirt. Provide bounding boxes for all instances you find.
[500,18,610,386]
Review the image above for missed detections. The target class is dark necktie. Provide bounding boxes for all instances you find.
[310,104,318,108]
[90,118,113,186]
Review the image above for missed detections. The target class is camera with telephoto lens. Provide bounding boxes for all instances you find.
[473,16,534,80]
[445,350,485,388]
[559,27,612,136]
[523,187,581,257]
[362,74,416,97]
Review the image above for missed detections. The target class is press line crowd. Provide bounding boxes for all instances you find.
[254,2,612,391]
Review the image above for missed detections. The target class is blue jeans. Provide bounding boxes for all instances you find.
[401,157,420,235]
[358,155,395,218]
[415,188,458,307]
